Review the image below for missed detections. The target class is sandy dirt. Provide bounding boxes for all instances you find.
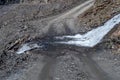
[0,0,120,80]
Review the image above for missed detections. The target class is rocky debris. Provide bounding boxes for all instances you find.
[104,26,120,52]
[111,26,120,38]
[21,0,45,3]
[79,0,120,29]
[0,0,20,5]
[52,53,89,80]
[0,51,29,80]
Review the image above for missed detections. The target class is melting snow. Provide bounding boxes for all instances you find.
[16,43,41,54]
[55,14,120,47]
[16,14,120,54]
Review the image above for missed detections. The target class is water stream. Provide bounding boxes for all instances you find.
[55,13,120,47]
[16,13,120,54]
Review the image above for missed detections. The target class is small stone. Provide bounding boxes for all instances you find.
[24,25,28,29]
[4,22,7,26]
[55,77,60,80]
[114,58,117,61]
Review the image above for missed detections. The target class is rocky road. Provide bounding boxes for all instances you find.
[0,0,120,80]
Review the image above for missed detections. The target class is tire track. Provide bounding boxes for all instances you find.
[71,48,114,80]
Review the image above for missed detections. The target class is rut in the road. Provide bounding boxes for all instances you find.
[70,48,114,80]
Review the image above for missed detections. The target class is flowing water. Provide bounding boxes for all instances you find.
[55,13,120,47]
[17,13,120,54]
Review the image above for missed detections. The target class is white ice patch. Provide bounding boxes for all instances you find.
[16,14,120,54]
[16,43,41,54]
[55,14,120,47]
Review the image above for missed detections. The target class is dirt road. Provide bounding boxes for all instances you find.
[0,0,120,80]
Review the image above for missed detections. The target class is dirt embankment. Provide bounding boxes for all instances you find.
[79,0,120,51]
[79,0,120,28]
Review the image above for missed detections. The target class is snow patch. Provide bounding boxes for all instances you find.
[16,43,42,54]
[16,14,120,54]
[55,14,120,47]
